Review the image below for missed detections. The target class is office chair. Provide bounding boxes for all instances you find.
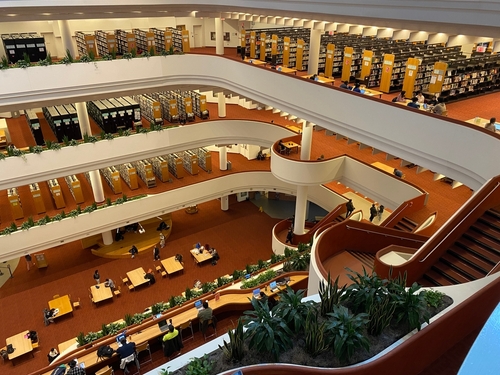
[136,341,152,367]
[178,320,194,342]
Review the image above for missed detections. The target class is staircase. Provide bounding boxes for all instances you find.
[393,217,418,232]
[333,214,345,223]
[348,251,375,271]
[418,209,500,287]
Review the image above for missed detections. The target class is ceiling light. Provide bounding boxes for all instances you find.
[7,14,17,17]
[105,11,114,14]
[132,10,142,14]
[41,12,52,16]
[74,12,84,15]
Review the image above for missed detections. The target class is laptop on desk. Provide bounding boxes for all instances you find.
[194,300,203,311]
[158,319,169,332]
[269,281,278,292]
[115,331,127,347]
[494,123,500,131]
[253,288,261,299]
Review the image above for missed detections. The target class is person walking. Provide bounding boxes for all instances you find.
[159,233,166,249]
[285,228,294,244]
[93,270,100,285]
[378,205,385,221]
[345,199,355,217]
[25,254,35,271]
[369,204,378,222]
[153,245,160,261]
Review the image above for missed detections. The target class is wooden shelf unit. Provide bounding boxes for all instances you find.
[95,30,117,56]
[167,153,185,179]
[150,92,179,123]
[75,31,97,57]
[30,182,46,214]
[150,156,171,182]
[190,148,212,173]
[42,106,66,142]
[64,175,85,204]
[100,166,122,194]
[1,33,47,64]
[133,160,156,188]
[182,150,199,175]
[8,187,24,220]
[133,94,162,125]
[47,179,65,209]
[25,109,44,146]
[186,91,209,119]
[133,29,155,54]
[115,29,136,54]
[118,163,139,190]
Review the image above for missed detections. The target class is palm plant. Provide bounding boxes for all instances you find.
[273,286,313,333]
[219,318,245,361]
[319,272,347,317]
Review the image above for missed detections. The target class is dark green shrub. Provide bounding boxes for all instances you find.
[185,354,213,375]
[305,309,328,357]
[273,286,313,333]
[393,282,429,331]
[319,272,347,317]
[342,267,388,314]
[219,318,244,361]
[422,289,445,308]
[124,313,133,326]
[185,287,193,300]
[367,292,396,336]
[169,295,177,308]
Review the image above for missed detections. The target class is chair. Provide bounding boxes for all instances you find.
[161,271,167,278]
[155,265,161,273]
[178,320,194,342]
[136,341,152,367]
[121,276,129,285]
[52,294,60,299]
[95,365,114,375]
[0,346,8,363]
[162,333,183,358]
[200,317,217,341]
[72,297,81,309]
[119,353,139,375]
[128,284,134,291]
[89,293,94,305]
[114,285,121,297]
[441,109,449,117]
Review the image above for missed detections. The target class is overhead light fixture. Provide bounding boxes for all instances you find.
[132,10,142,14]
[105,11,114,14]
[41,12,52,16]
[74,12,84,15]
[7,14,17,17]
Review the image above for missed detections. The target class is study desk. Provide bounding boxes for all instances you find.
[362,88,383,98]
[190,249,213,265]
[6,330,34,363]
[395,100,430,111]
[126,267,149,288]
[371,161,396,175]
[286,125,302,133]
[244,58,266,66]
[302,75,335,84]
[90,283,114,304]
[43,273,308,375]
[465,117,498,131]
[277,66,297,75]
[161,256,184,276]
[283,141,300,154]
[48,295,73,319]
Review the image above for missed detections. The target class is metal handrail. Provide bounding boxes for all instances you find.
[345,224,426,243]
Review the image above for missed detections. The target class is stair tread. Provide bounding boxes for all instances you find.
[472,222,500,240]
[432,262,472,284]
[423,269,454,286]
[401,217,418,227]
[478,215,500,230]
[440,253,486,280]
[394,224,412,232]
[463,232,500,253]
[457,238,500,263]
[448,245,494,272]
[487,209,500,220]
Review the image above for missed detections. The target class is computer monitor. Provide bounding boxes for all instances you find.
[423,103,428,109]
[277,67,282,71]
[360,89,366,94]
[495,124,500,131]
[314,76,319,81]
[194,300,203,310]
[115,331,127,344]
[195,242,201,249]
[154,313,162,319]
[253,288,261,298]
[269,281,277,290]
[245,274,251,279]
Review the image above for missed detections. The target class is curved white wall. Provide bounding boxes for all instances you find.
[0,55,498,190]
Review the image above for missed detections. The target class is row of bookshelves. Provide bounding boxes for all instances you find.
[25,109,44,146]
[133,160,156,188]
[87,97,140,133]
[42,105,82,143]
[64,175,85,204]
[1,33,47,64]
[100,166,122,194]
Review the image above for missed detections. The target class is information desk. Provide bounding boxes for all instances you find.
[302,75,335,84]
[190,249,213,265]
[48,295,73,319]
[161,256,184,276]
[244,58,266,66]
[43,273,308,375]
[6,330,33,363]
[126,267,149,288]
[283,141,300,154]
[90,283,114,304]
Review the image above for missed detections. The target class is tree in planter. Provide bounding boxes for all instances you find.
[342,267,389,315]
[186,354,213,375]
[219,318,245,361]
[319,272,347,317]
[325,305,370,363]
[243,296,293,361]
[273,286,313,333]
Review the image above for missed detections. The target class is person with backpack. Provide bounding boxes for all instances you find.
[346,199,355,217]
[378,205,385,221]
[369,204,378,222]
[50,364,67,375]
[65,359,85,375]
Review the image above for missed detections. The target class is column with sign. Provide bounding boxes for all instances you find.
[428,62,448,94]
[126,33,136,53]
[360,50,373,81]
[165,30,173,52]
[324,43,335,78]
[403,58,420,98]
[341,46,354,82]
[84,35,97,56]
[250,31,256,58]
[146,32,155,54]
[181,30,190,52]
[153,101,162,124]
[271,34,278,64]
[283,37,290,67]
[296,39,304,70]
[169,99,178,122]
[107,33,117,55]
[379,54,395,93]
[259,32,266,61]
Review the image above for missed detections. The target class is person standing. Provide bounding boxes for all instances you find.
[153,245,160,261]
[159,233,166,249]
[93,270,100,285]
[378,205,385,221]
[25,254,34,271]
[285,228,293,244]
[369,204,378,222]
[345,199,355,217]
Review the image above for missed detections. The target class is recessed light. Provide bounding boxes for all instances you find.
[7,14,17,17]
[158,11,168,13]
[74,12,84,15]
[132,10,142,14]
[41,12,52,16]
[105,11,114,14]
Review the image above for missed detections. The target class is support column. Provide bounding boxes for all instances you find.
[76,102,105,203]
[294,185,308,235]
[102,230,114,246]
[307,29,322,75]
[300,122,313,161]
[219,146,227,170]
[221,195,229,211]
[58,20,76,58]
[217,92,226,118]
[215,18,225,56]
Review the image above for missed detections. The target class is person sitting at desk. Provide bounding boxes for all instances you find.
[129,245,138,258]
[104,278,115,289]
[43,308,56,326]
[428,94,439,106]
[339,80,352,90]
[432,97,447,115]
[116,338,138,374]
[393,168,404,178]
[407,97,420,109]
[278,140,287,154]
[485,117,497,132]
[115,228,125,242]
[416,91,426,104]
[66,359,86,375]
[175,253,183,263]
[162,323,179,342]
[309,74,318,80]
[162,323,183,357]
[144,269,156,285]
[197,301,213,323]
[393,90,406,102]
[352,82,362,93]
[47,347,59,363]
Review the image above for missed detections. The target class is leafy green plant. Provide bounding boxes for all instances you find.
[68,209,80,218]
[29,145,44,154]
[123,52,133,60]
[60,49,74,64]
[274,287,313,333]
[326,305,370,363]
[124,313,134,327]
[219,318,245,361]
[185,355,213,375]
[319,272,347,317]
[76,332,86,347]
[257,259,266,270]
[102,53,113,61]
[46,141,61,150]
[137,127,150,134]
[37,215,51,226]
[0,153,6,160]
[185,287,193,300]
[69,139,79,146]
[101,323,111,336]
[101,132,114,140]
[243,295,293,360]
[422,289,445,309]
[121,194,127,202]
[174,295,186,306]
[83,133,98,143]
[115,197,124,205]
[232,269,244,281]
[367,292,396,336]
[342,267,388,315]
[110,48,117,59]
[151,302,164,315]
[105,197,112,206]
[217,276,232,288]
[20,217,36,231]
[159,367,171,375]
[79,54,93,63]
[16,53,31,68]
[44,140,53,149]
[393,282,429,331]
[123,129,132,136]
[291,252,310,271]
[169,295,177,308]
[149,46,156,56]
[131,313,145,325]
[150,123,163,132]
[0,55,9,69]
[62,135,70,146]
[130,48,137,58]
[52,211,65,221]
[141,50,151,58]
[305,309,329,357]
[82,205,96,214]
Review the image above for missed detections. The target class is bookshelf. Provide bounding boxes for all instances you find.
[30,182,46,214]
[100,166,122,194]
[63,104,82,140]
[191,148,212,173]
[133,160,156,188]
[7,187,23,220]
[167,153,185,179]
[117,163,138,190]
[182,150,199,175]
[42,106,65,142]
[47,179,65,209]
[187,91,209,119]
[150,156,171,182]
[133,95,162,125]
[133,29,155,54]
[64,175,84,204]
[95,30,117,56]
[115,29,136,54]
[75,31,97,57]
[1,33,47,64]
[25,109,44,146]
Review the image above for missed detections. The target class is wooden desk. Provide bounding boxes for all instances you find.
[48,295,73,319]
[465,117,494,129]
[283,141,300,154]
[362,88,383,98]
[286,125,302,133]
[161,256,184,276]
[302,75,335,84]
[244,58,266,66]
[190,249,213,265]
[0,129,7,149]
[372,162,397,175]
[277,66,297,75]
[126,267,148,288]
[395,100,430,111]
[6,330,33,362]
[90,283,114,304]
